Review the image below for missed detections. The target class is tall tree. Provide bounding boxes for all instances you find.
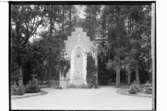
[84,5,101,40]
[104,5,128,87]
[11,5,44,83]
[100,5,152,86]
[125,5,152,84]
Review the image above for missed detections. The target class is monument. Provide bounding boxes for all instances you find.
[61,27,98,88]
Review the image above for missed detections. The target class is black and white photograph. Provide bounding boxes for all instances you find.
[9,1,156,110]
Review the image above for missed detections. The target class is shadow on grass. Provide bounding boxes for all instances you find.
[11,90,48,99]
[117,88,152,98]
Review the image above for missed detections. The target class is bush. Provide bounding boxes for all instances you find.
[143,81,152,94]
[50,80,62,89]
[87,77,98,88]
[86,54,97,88]
[107,79,114,85]
[11,86,15,95]
[128,81,140,94]
[11,81,16,95]
[129,86,137,94]
[15,85,25,95]
[144,87,152,94]
[11,80,25,95]
[11,85,25,95]
[25,77,40,93]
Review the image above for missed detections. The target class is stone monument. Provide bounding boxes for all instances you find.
[62,27,97,88]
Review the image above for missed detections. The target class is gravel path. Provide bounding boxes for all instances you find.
[11,86,152,110]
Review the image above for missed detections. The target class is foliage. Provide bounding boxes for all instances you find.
[85,5,153,86]
[10,5,75,85]
[11,81,25,95]
[10,4,153,88]
[14,85,25,95]
[143,81,152,94]
[25,76,40,93]
[60,59,70,77]
[86,53,98,88]
[84,5,101,40]
[128,81,140,94]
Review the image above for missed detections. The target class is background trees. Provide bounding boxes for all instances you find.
[10,5,44,83]
[10,4,152,87]
[83,5,152,87]
[84,5,101,40]
[10,5,75,85]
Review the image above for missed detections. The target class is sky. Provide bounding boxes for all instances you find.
[74,5,86,19]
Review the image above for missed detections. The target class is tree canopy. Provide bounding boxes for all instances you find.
[10,4,153,87]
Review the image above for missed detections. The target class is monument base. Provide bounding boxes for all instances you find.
[67,83,88,88]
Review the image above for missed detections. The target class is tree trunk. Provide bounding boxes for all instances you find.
[69,7,72,29]
[48,48,52,86]
[18,66,23,86]
[62,7,65,32]
[135,65,140,84]
[127,72,131,85]
[44,66,47,81]
[59,70,61,87]
[116,67,121,87]
[50,17,53,37]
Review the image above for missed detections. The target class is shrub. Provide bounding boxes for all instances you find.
[11,86,14,95]
[143,81,152,94]
[15,85,25,95]
[49,80,61,89]
[128,81,140,94]
[11,85,25,95]
[86,53,98,88]
[25,77,40,93]
[144,87,152,94]
[129,86,137,94]
[11,81,17,95]
[87,77,98,88]
[11,80,25,95]
[107,79,113,85]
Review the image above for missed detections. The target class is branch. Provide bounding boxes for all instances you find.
[25,23,29,33]
[31,20,41,36]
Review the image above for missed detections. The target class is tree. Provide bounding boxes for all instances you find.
[125,5,152,84]
[84,5,101,40]
[39,5,75,85]
[11,5,44,84]
[10,5,76,85]
[98,5,152,86]
[103,5,129,87]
